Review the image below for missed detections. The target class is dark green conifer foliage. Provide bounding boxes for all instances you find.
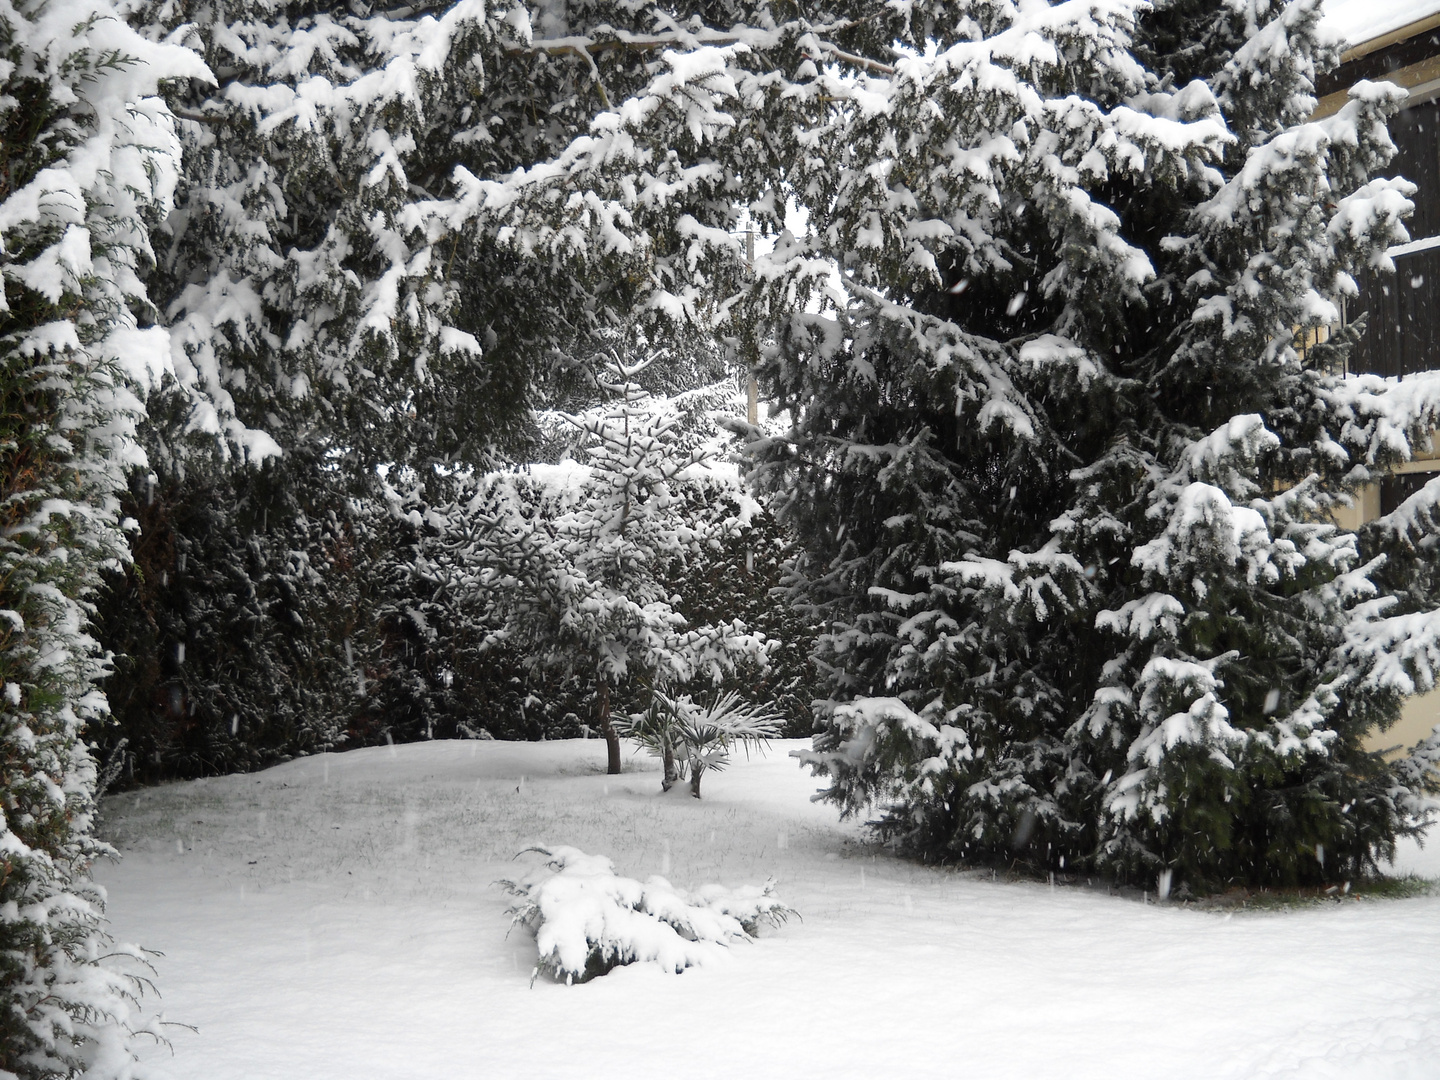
[756,0,1440,890]
[94,0,541,774]
[94,451,368,782]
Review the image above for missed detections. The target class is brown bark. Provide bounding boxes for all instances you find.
[597,680,621,775]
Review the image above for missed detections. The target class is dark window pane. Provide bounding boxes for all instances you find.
[1380,470,1439,516]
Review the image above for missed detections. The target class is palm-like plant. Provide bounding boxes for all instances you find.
[622,689,782,797]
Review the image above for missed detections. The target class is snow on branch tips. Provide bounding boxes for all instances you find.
[0,2,214,1075]
[499,846,794,985]
[794,697,975,820]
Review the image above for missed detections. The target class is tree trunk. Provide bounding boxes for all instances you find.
[661,742,677,791]
[689,761,703,799]
[597,679,621,775]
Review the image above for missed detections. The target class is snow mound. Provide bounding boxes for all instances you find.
[500,845,793,984]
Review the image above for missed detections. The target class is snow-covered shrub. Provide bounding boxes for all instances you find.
[622,690,782,797]
[500,846,793,985]
[360,483,602,744]
[667,478,824,741]
[93,455,371,783]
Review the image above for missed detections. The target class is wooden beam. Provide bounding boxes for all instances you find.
[1312,51,1440,118]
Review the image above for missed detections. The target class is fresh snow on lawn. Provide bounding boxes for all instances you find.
[95,739,1440,1080]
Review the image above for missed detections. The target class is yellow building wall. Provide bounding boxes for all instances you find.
[1364,689,1440,755]
[1337,448,1440,755]
[1332,481,1381,533]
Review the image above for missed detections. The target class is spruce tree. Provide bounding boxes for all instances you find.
[734,0,1440,889]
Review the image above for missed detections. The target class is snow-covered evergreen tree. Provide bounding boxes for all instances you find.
[729,0,1440,889]
[0,2,206,1073]
[354,346,798,749]
[94,0,537,777]
[440,349,766,772]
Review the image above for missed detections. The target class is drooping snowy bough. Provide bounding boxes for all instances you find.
[500,846,793,985]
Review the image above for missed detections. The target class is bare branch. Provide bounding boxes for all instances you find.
[171,107,229,126]
[505,22,895,76]
[814,41,895,75]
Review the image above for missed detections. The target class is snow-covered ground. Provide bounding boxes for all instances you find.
[95,739,1440,1080]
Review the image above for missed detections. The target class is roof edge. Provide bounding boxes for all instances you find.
[1343,11,1440,60]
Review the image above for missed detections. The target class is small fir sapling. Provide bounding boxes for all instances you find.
[500,845,793,985]
[621,689,783,797]
[456,348,768,774]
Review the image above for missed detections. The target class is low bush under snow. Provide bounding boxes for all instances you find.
[500,844,793,984]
